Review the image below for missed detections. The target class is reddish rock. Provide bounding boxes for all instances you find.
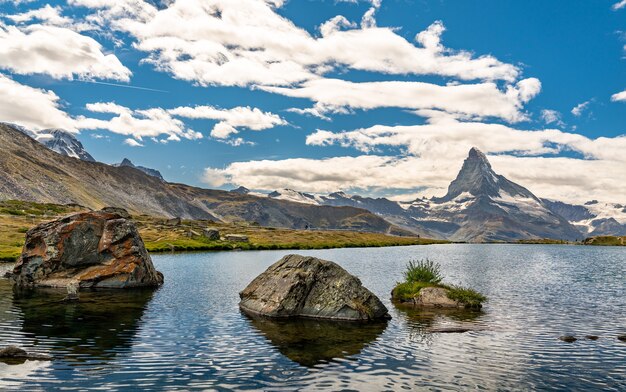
[11,207,163,289]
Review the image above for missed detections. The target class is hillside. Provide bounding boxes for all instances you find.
[0,124,409,235]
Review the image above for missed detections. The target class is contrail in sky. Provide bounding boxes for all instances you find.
[79,80,169,93]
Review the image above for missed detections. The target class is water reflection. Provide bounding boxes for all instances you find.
[393,303,485,343]
[11,287,154,363]
[244,313,388,367]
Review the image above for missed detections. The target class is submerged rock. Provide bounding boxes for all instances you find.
[585,335,599,340]
[0,345,51,362]
[618,335,626,342]
[559,335,577,343]
[239,254,390,321]
[11,207,164,289]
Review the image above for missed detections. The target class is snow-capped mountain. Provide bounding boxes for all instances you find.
[248,148,598,242]
[115,158,164,180]
[542,199,626,236]
[268,189,324,205]
[4,123,95,162]
[39,129,96,162]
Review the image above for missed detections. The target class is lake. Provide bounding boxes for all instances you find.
[0,244,625,391]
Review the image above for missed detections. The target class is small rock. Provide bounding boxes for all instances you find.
[0,346,27,358]
[225,234,249,242]
[203,228,220,240]
[618,335,626,342]
[165,217,181,226]
[0,346,51,362]
[585,335,599,340]
[427,327,471,334]
[559,335,577,343]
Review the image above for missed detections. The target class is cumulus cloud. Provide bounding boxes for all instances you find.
[123,138,144,147]
[265,78,541,122]
[0,22,131,81]
[0,73,76,131]
[204,117,626,203]
[78,102,203,143]
[69,0,520,87]
[571,100,591,117]
[168,105,287,139]
[611,90,626,102]
[4,4,73,26]
[540,109,564,127]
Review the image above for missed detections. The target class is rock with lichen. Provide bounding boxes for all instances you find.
[11,207,163,289]
[239,254,390,321]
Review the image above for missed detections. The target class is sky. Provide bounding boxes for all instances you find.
[0,0,625,203]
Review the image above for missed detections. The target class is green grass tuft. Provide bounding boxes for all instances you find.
[444,285,487,309]
[403,259,443,284]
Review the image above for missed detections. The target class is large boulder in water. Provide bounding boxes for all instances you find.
[239,254,390,321]
[11,207,163,289]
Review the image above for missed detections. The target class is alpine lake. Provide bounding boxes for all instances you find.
[0,244,624,391]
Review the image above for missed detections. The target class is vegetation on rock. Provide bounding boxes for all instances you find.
[392,259,486,309]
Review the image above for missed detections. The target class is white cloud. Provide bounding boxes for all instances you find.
[78,102,203,142]
[0,73,76,131]
[611,90,626,102]
[0,22,131,81]
[612,0,626,10]
[571,100,590,117]
[70,0,520,87]
[540,109,564,127]
[202,167,229,187]
[4,5,73,26]
[263,78,541,122]
[123,138,144,147]
[204,117,626,203]
[168,105,287,139]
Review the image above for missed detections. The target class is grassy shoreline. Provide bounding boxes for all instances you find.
[0,200,446,263]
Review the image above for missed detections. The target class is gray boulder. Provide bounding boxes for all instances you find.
[239,254,390,321]
[203,228,220,240]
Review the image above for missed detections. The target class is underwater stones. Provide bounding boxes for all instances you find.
[11,208,164,289]
[559,335,577,343]
[239,254,390,321]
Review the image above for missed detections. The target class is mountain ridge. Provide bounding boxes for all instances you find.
[0,123,409,235]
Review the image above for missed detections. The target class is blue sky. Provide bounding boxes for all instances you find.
[0,0,624,202]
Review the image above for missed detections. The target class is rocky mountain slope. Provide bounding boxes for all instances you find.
[0,123,408,235]
[542,199,626,236]
[4,123,96,162]
[266,148,587,242]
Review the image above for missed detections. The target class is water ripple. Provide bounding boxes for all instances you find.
[0,245,625,390]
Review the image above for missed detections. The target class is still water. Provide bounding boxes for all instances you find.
[0,244,625,391]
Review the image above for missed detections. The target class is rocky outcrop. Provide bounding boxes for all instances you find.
[239,254,390,321]
[225,234,249,242]
[203,228,220,240]
[396,287,465,308]
[11,207,163,289]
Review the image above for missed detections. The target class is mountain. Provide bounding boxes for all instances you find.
[0,123,409,235]
[38,129,96,162]
[116,158,164,180]
[542,199,626,236]
[255,148,588,242]
[4,123,96,162]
